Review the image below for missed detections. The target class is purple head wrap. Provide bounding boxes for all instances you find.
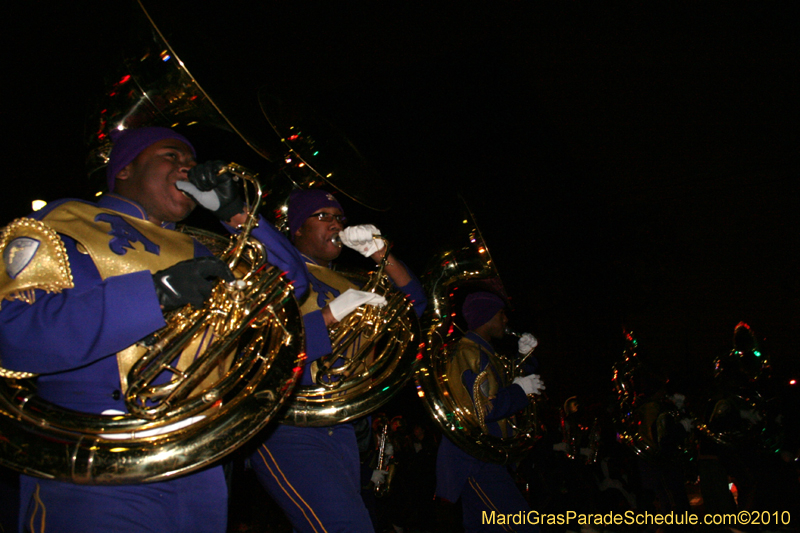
[106,127,196,192]
[462,291,506,331]
[287,189,344,239]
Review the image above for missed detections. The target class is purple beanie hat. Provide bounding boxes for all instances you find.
[106,127,196,192]
[287,189,344,239]
[462,291,506,330]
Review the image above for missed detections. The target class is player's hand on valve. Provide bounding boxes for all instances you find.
[153,257,234,312]
[328,288,387,322]
[512,374,545,396]
[339,224,384,257]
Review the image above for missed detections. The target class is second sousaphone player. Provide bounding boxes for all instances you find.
[246,189,427,533]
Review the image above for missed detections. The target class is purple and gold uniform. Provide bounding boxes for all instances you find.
[0,193,309,533]
[436,294,539,533]
[248,189,426,533]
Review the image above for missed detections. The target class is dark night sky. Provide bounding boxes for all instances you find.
[2,2,799,410]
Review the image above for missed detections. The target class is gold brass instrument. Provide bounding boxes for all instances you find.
[611,330,656,459]
[610,330,696,464]
[560,398,580,461]
[0,1,307,483]
[557,397,601,464]
[0,165,305,483]
[697,322,779,451]
[415,201,541,465]
[280,241,423,426]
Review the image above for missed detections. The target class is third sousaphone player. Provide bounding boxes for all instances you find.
[436,291,544,532]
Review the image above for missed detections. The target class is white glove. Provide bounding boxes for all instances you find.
[371,469,388,485]
[176,181,221,210]
[513,374,545,396]
[328,288,387,322]
[679,418,694,433]
[552,442,568,452]
[384,442,394,457]
[518,333,539,354]
[339,224,384,257]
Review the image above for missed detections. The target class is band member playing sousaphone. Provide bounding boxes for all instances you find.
[0,127,309,532]
[247,189,427,533]
[436,291,544,533]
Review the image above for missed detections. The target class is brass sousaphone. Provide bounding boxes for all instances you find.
[697,322,781,452]
[610,330,697,464]
[415,200,541,464]
[610,330,660,459]
[0,2,306,484]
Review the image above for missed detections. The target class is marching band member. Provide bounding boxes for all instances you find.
[435,291,544,533]
[0,127,309,532]
[246,189,426,533]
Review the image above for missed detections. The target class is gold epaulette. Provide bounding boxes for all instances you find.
[0,217,74,307]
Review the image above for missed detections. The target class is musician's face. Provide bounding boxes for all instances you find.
[484,308,508,340]
[294,206,346,264]
[114,139,197,225]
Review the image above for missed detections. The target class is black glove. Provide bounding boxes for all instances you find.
[152,257,235,312]
[177,160,245,221]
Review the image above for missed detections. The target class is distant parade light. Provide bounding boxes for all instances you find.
[32,200,47,211]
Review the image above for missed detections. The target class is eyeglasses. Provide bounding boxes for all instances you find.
[309,212,347,224]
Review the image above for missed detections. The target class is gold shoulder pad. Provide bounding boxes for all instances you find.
[0,217,74,307]
[452,337,483,375]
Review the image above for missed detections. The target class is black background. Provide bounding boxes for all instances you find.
[3,1,800,410]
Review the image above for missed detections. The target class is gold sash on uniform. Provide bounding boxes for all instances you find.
[447,336,512,438]
[43,202,203,392]
[300,263,359,314]
[301,262,373,385]
[43,201,195,279]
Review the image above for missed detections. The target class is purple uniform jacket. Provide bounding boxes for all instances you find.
[0,194,309,411]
